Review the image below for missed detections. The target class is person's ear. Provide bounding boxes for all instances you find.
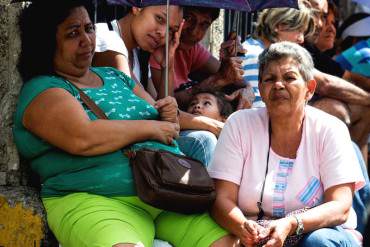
[305,79,317,101]
[132,7,142,16]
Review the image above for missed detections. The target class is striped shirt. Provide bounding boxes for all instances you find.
[241,37,265,108]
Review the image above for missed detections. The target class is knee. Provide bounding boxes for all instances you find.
[312,98,351,125]
[193,131,217,149]
[300,228,354,247]
[210,234,239,247]
[178,130,217,166]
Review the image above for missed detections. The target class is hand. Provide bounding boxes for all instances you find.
[151,20,185,68]
[219,32,247,59]
[217,57,245,88]
[155,96,179,123]
[239,220,269,247]
[225,86,255,110]
[151,121,180,145]
[262,217,294,247]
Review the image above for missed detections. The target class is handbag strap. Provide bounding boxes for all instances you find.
[68,81,108,120]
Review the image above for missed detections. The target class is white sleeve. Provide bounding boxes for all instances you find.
[319,116,365,192]
[95,22,128,58]
[208,112,247,185]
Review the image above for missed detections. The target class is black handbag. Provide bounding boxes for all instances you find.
[72,82,216,214]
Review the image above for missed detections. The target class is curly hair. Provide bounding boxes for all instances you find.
[18,0,94,82]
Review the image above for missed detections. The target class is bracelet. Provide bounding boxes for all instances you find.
[174,80,199,93]
[292,215,304,236]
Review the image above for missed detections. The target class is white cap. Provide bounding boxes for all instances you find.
[353,0,370,10]
[341,16,370,39]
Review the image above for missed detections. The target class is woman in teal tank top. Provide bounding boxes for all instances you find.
[14,1,235,246]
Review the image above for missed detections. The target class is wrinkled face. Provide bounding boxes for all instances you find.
[54,6,95,76]
[259,57,315,117]
[276,25,305,44]
[187,93,223,121]
[316,9,336,51]
[131,6,183,52]
[307,0,329,43]
[180,10,213,50]
[310,0,328,13]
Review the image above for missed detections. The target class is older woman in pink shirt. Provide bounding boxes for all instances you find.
[209,42,365,247]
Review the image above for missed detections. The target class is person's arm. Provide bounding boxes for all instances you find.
[154,64,176,99]
[132,82,156,106]
[263,183,354,247]
[314,69,370,106]
[92,51,131,77]
[179,110,224,137]
[343,70,370,91]
[151,21,184,99]
[211,180,266,246]
[23,88,179,156]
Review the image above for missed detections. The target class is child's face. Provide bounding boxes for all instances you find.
[187,93,224,121]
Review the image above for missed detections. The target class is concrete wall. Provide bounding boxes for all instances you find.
[200,10,224,59]
[0,1,56,246]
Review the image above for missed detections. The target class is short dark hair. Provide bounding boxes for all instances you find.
[184,6,220,22]
[18,0,94,82]
[191,89,234,119]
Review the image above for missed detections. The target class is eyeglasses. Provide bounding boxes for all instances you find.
[257,121,272,221]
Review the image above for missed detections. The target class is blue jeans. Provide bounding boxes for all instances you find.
[177,130,217,167]
[352,142,370,234]
[300,226,359,247]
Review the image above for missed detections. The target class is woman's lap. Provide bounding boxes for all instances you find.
[299,226,360,247]
[43,193,159,247]
[156,211,227,247]
[43,193,227,247]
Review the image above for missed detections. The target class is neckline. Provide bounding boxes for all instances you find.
[266,108,306,161]
[65,68,105,90]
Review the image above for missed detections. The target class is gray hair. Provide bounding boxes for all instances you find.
[258,41,315,82]
[255,1,315,43]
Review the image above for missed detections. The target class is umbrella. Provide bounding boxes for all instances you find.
[107,0,251,11]
[106,0,298,12]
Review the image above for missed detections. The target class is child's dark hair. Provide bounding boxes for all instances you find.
[191,89,234,119]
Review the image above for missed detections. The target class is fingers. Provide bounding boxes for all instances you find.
[224,90,239,101]
[172,19,185,47]
[243,220,258,236]
[155,96,177,108]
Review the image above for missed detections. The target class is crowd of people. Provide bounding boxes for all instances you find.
[13,0,370,246]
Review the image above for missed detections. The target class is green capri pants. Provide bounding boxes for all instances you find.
[43,193,228,247]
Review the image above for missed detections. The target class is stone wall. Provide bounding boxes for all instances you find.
[0,1,55,246]
[201,10,224,59]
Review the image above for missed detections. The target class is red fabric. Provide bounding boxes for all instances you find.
[150,43,211,89]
